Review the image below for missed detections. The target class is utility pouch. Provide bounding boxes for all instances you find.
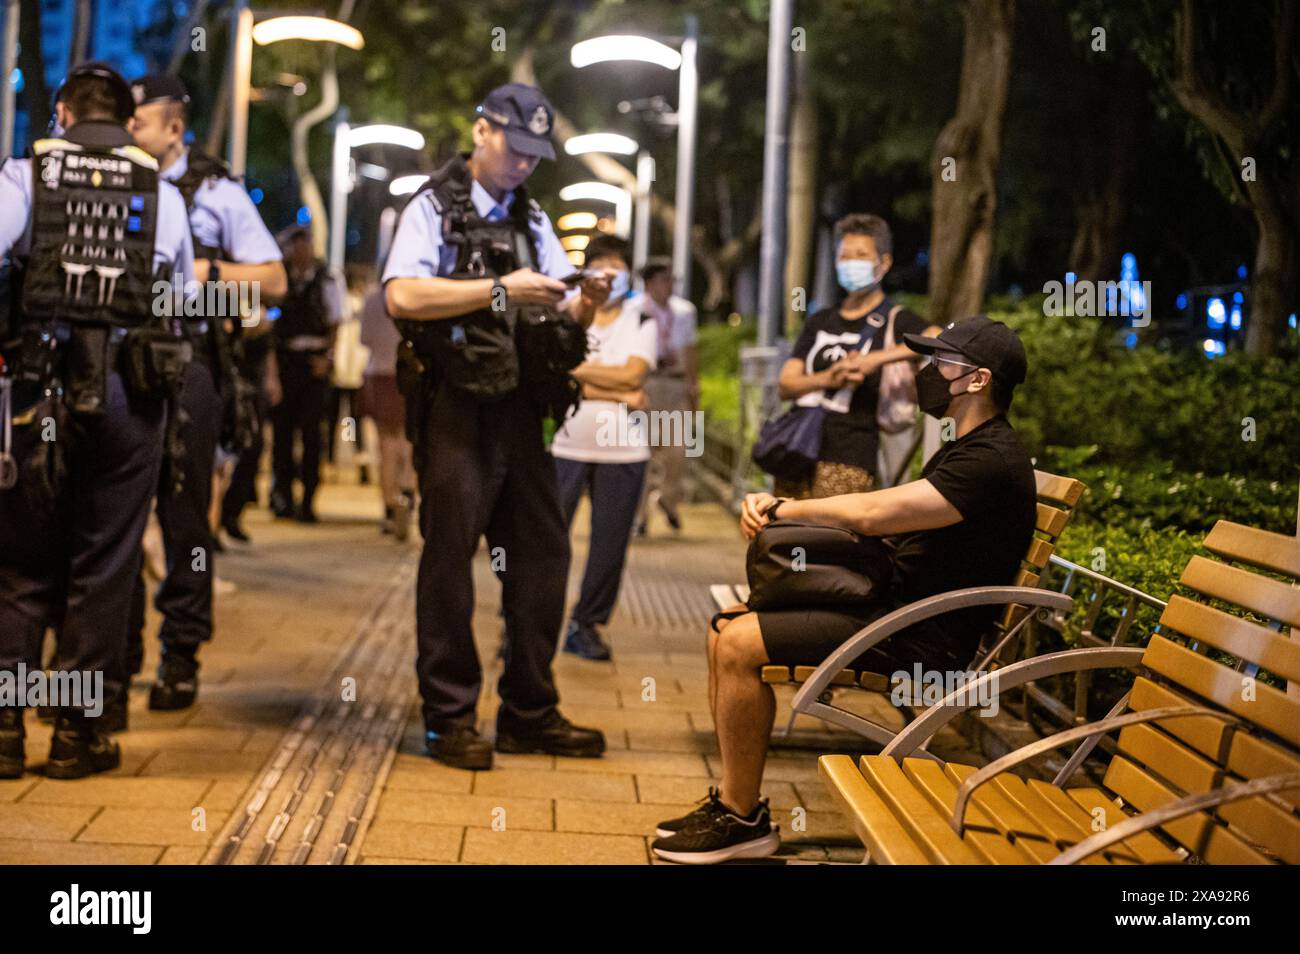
[121,325,192,400]
[66,326,111,416]
[429,309,519,400]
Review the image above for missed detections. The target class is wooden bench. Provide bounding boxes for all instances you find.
[818,519,1300,864]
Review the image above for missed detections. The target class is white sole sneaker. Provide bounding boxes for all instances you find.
[653,830,781,865]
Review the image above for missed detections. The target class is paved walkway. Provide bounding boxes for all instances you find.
[0,476,973,865]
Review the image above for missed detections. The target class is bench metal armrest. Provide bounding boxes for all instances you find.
[1049,771,1300,865]
[789,587,1074,717]
[881,646,1147,758]
[950,705,1244,834]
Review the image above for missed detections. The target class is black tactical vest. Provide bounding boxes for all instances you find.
[172,147,237,261]
[275,265,330,343]
[396,153,585,408]
[21,123,161,328]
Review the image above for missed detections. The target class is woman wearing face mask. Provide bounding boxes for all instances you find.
[550,235,659,660]
[774,214,940,499]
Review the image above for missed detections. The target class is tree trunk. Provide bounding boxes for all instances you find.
[1068,107,1138,284]
[1247,198,1298,355]
[926,0,1016,325]
[784,52,817,336]
[17,0,49,143]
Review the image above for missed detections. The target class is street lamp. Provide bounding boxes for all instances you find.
[389,173,426,197]
[564,133,638,156]
[226,3,365,177]
[564,133,654,281]
[570,16,698,299]
[330,121,425,274]
[559,181,632,239]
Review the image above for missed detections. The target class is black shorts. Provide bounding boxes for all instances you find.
[754,602,970,676]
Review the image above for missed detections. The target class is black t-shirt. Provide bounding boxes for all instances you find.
[888,415,1038,656]
[789,301,928,470]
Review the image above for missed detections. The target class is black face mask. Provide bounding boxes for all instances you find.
[915,363,974,419]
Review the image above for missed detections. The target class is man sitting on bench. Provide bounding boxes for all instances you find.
[652,317,1038,864]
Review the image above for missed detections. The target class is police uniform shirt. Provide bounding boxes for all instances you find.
[382,177,575,292]
[0,155,195,288]
[161,149,280,266]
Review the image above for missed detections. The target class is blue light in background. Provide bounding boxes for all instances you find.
[1176,293,1188,310]
[1206,297,1226,328]
[1236,263,1248,280]
[1229,303,1242,330]
[1290,313,1297,330]
[1202,338,1225,358]
[249,188,264,205]
[296,206,311,225]
[1124,332,1138,350]
[1065,271,1077,285]
[9,68,22,93]
[1232,290,1244,304]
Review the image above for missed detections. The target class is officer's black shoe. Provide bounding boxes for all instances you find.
[148,654,199,711]
[561,620,612,661]
[45,711,121,780]
[270,492,294,519]
[35,705,55,724]
[296,502,318,523]
[0,707,25,779]
[101,695,128,734]
[495,709,605,758]
[425,726,493,771]
[222,518,251,544]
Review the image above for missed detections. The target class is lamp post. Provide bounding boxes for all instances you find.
[226,6,364,176]
[0,0,18,159]
[570,16,698,300]
[563,133,651,280]
[329,122,425,275]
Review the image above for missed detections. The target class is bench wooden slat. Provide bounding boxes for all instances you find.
[1024,537,1056,570]
[1034,470,1086,508]
[1161,594,1300,684]
[898,761,1037,863]
[1141,635,1300,748]
[1103,755,1273,864]
[858,756,984,864]
[1018,779,1156,863]
[1035,503,1070,538]
[1204,520,1300,579]
[1063,786,1184,863]
[938,762,1063,860]
[1128,676,1235,758]
[1227,733,1300,811]
[818,755,929,864]
[1180,555,1300,628]
[793,665,856,687]
[760,666,791,685]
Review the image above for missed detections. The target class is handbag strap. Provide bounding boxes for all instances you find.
[882,303,902,349]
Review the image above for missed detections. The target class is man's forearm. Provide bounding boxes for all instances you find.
[564,291,599,328]
[215,260,287,300]
[386,276,497,320]
[780,493,880,536]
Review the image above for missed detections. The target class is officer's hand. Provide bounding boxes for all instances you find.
[579,269,614,308]
[501,268,566,306]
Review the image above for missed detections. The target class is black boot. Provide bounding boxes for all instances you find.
[0,707,24,779]
[496,710,605,758]
[46,711,120,779]
[425,725,493,771]
[148,653,199,711]
[100,694,129,733]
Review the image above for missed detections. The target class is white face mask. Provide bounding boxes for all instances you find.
[836,258,878,293]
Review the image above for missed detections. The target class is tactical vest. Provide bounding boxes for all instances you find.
[396,153,585,408]
[275,266,330,344]
[21,126,160,328]
[172,147,236,261]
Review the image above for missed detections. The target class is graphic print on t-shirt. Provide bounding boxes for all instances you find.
[795,311,885,414]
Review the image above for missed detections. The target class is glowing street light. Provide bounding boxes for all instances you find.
[560,181,632,238]
[571,36,681,70]
[389,174,427,197]
[331,121,424,271]
[556,212,599,232]
[348,124,425,150]
[252,16,365,49]
[564,133,639,156]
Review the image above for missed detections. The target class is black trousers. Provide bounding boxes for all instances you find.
[271,351,328,509]
[554,457,647,628]
[414,383,570,731]
[151,357,222,657]
[221,351,269,525]
[0,371,164,711]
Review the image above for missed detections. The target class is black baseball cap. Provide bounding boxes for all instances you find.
[130,73,192,110]
[904,315,1028,389]
[475,83,556,160]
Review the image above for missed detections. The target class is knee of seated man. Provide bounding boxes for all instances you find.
[715,613,766,671]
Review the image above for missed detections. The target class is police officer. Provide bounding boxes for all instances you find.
[0,63,195,778]
[126,73,286,710]
[384,83,611,770]
[269,224,342,523]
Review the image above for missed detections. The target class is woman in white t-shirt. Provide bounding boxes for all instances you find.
[551,236,659,661]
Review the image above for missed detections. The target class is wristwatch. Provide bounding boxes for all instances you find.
[766,498,787,521]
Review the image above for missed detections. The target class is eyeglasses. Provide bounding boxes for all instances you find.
[927,354,979,372]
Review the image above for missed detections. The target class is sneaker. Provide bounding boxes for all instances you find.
[0,707,24,779]
[655,786,728,838]
[149,653,199,711]
[495,709,605,758]
[651,797,780,864]
[425,725,493,771]
[46,711,121,780]
[656,494,682,532]
[561,620,612,661]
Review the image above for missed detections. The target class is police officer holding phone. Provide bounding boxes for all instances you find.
[0,63,196,778]
[125,73,286,712]
[384,83,612,770]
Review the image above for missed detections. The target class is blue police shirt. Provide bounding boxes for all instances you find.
[161,150,281,265]
[382,177,575,297]
[0,155,195,286]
